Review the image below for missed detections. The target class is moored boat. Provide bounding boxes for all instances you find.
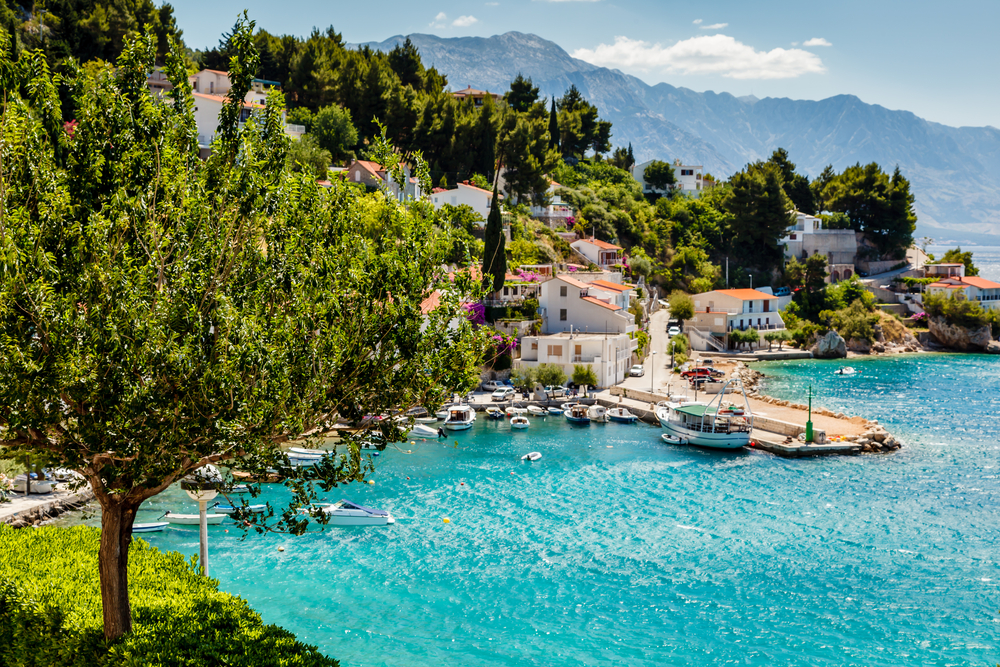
[444,404,476,430]
[588,405,608,423]
[505,406,527,416]
[485,406,505,419]
[521,452,542,462]
[132,522,169,533]
[164,511,226,525]
[527,405,547,416]
[607,407,638,423]
[547,407,564,415]
[835,366,857,376]
[510,414,530,429]
[304,500,395,526]
[565,404,590,424]
[661,433,688,446]
[406,424,441,439]
[654,378,753,450]
[215,504,267,515]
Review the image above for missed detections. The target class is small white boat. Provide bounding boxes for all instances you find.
[560,402,575,411]
[607,407,638,423]
[416,416,438,424]
[12,476,53,494]
[132,522,169,533]
[288,447,330,457]
[485,406,505,419]
[510,414,530,429]
[547,407,564,415]
[661,433,688,446]
[228,484,250,494]
[588,405,608,423]
[505,406,527,416]
[527,405,547,416]
[164,511,226,525]
[565,404,590,424]
[444,404,476,430]
[835,367,857,376]
[521,452,542,462]
[407,424,441,439]
[435,408,449,419]
[307,500,395,526]
[215,504,267,515]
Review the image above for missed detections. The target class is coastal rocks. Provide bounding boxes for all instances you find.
[847,338,871,354]
[872,342,885,353]
[857,424,902,454]
[928,316,993,351]
[811,331,847,359]
[986,340,1000,355]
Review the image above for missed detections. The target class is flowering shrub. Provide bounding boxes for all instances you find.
[490,332,517,355]
[463,302,486,326]
[913,311,928,326]
[0,474,11,502]
[568,266,578,273]
[565,216,575,229]
[515,270,541,283]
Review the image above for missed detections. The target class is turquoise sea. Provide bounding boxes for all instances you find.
[64,354,1000,666]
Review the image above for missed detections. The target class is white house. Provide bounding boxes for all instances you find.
[780,211,858,282]
[430,182,501,220]
[925,275,1000,310]
[537,274,636,335]
[187,70,304,158]
[517,331,635,389]
[346,160,422,201]
[530,180,574,228]
[632,159,706,196]
[687,288,786,351]
[925,263,965,279]
[570,237,623,270]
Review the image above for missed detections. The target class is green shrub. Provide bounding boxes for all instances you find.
[669,333,689,355]
[673,352,688,367]
[536,363,567,387]
[0,526,338,667]
[824,299,880,343]
[923,292,993,330]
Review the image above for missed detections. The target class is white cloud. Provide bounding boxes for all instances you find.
[430,12,448,28]
[693,18,703,24]
[700,23,728,30]
[803,37,832,47]
[452,15,479,27]
[571,34,826,80]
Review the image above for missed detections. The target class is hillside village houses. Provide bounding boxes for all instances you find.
[450,86,502,107]
[430,182,502,220]
[632,159,710,196]
[346,160,423,201]
[924,262,1000,309]
[571,237,624,271]
[516,274,639,388]
[530,180,575,228]
[780,211,858,283]
[687,288,786,352]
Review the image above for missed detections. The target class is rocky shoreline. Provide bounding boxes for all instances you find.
[733,364,903,454]
[1,487,94,528]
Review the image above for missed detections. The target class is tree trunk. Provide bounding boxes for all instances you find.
[98,498,138,641]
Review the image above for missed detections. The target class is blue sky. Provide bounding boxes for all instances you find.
[171,0,999,128]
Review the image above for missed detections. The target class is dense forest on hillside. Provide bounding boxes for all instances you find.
[2,0,918,291]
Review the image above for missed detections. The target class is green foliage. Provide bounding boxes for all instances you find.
[669,333,689,355]
[825,275,876,312]
[673,352,689,367]
[723,161,794,272]
[556,85,611,158]
[767,148,815,214]
[763,330,791,351]
[505,73,539,113]
[311,104,358,163]
[729,328,760,350]
[923,292,994,329]
[509,365,538,389]
[469,173,491,190]
[536,363,567,387]
[821,299,880,343]
[286,134,332,179]
[642,160,676,192]
[572,364,599,388]
[0,525,337,666]
[934,247,979,276]
[636,330,650,357]
[668,291,695,321]
[482,183,506,292]
[628,253,653,279]
[785,254,830,321]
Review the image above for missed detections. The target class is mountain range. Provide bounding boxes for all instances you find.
[361,31,1000,244]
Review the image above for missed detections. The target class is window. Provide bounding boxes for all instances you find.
[766,317,770,326]
[503,286,509,296]
[355,171,361,182]
[209,81,214,94]
[748,301,754,313]
[547,345,563,357]
[559,286,567,297]
[560,309,567,321]
[531,342,538,350]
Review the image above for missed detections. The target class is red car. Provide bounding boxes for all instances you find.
[680,367,714,379]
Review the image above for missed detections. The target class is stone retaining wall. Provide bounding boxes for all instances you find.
[1,488,94,528]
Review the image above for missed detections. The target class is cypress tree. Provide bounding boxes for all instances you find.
[548,98,560,152]
[627,142,635,170]
[482,182,506,294]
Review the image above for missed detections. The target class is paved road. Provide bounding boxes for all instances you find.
[618,305,677,394]
[860,263,912,285]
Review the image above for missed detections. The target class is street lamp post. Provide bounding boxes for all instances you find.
[181,466,222,577]
[650,350,656,395]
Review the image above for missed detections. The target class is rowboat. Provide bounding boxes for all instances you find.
[163,511,226,525]
[521,452,542,462]
[527,405,547,416]
[510,414,530,429]
[132,522,169,533]
[607,407,638,423]
[547,407,564,415]
[215,504,266,515]
[588,405,608,423]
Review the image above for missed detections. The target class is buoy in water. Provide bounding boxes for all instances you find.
[460,482,465,486]
[277,547,285,552]
[368,480,375,485]
[443,517,450,523]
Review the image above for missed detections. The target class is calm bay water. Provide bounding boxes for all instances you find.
[64,354,1000,666]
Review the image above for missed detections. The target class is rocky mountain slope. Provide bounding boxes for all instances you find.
[360,31,1000,242]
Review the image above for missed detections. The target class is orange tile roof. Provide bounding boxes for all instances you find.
[927,282,964,289]
[578,237,622,251]
[713,288,778,300]
[420,290,441,315]
[590,279,631,293]
[457,182,501,197]
[192,92,264,109]
[556,274,590,289]
[353,160,383,179]
[962,276,1000,290]
[582,296,622,311]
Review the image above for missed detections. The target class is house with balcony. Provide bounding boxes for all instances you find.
[451,86,502,107]
[925,275,1000,310]
[187,70,304,158]
[780,211,858,282]
[515,274,639,387]
[430,182,501,220]
[632,159,708,196]
[688,288,786,351]
[571,237,623,270]
[925,263,965,279]
[530,180,575,229]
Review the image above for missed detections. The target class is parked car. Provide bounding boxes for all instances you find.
[667,325,681,337]
[544,385,568,398]
[689,377,711,389]
[491,387,515,401]
[629,364,645,377]
[481,380,505,392]
[680,367,714,379]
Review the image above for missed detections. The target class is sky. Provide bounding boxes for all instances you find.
[170,0,1000,129]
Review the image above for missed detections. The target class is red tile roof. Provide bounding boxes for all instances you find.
[926,282,964,289]
[457,182,501,197]
[352,160,383,179]
[713,289,778,300]
[962,276,1000,290]
[420,291,441,315]
[556,274,590,290]
[590,279,631,293]
[582,296,622,311]
[578,237,622,251]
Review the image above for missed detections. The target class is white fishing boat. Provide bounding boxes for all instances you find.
[547,407,564,415]
[654,378,753,450]
[835,366,857,376]
[288,447,331,457]
[228,484,250,494]
[132,522,169,533]
[565,404,590,424]
[215,504,266,515]
[406,424,441,439]
[416,416,438,424]
[163,511,226,525]
[588,405,608,422]
[435,408,450,420]
[485,406,505,419]
[12,476,53,494]
[607,407,638,423]
[444,404,476,430]
[505,406,527,416]
[510,414,530,429]
[527,405,547,416]
[521,452,542,462]
[560,402,575,411]
[306,500,395,526]
[661,433,688,446]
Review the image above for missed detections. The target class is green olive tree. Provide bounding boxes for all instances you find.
[0,18,486,642]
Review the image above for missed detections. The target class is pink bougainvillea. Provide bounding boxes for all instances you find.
[565,216,576,229]
[913,311,928,326]
[490,332,517,355]
[63,120,78,138]
[463,301,486,325]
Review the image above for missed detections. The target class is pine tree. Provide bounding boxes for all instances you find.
[482,182,506,293]
[627,142,635,170]
[548,98,560,152]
